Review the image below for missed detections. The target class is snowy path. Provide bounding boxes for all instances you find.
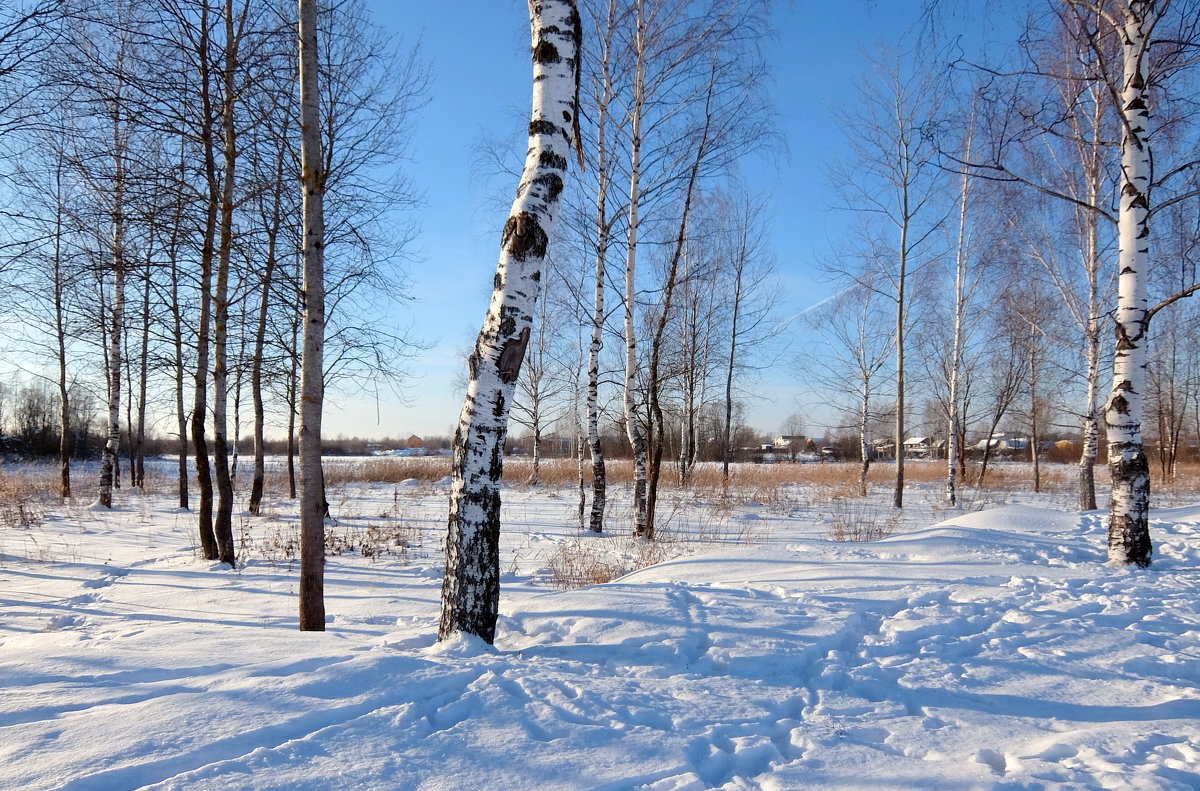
[2,491,1199,790]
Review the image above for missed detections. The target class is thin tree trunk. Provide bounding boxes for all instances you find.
[249,148,284,516]
[286,298,300,501]
[722,266,742,482]
[859,386,871,497]
[1078,78,1104,512]
[1030,324,1042,494]
[439,0,580,643]
[298,0,328,630]
[52,161,71,500]
[209,0,243,567]
[586,0,616,534]
[946,121,973,507]
[622,0,649,538]
[645,79,712,540]
[98,105,127,510]
[192,1,219,559]
[893,221,907,509]
[135,262,149,489]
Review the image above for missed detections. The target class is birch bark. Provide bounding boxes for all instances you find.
[946,125,972,508]
[298,0,328,629]
[1105,1,1155,567]
[439,0,580,643]
[585,0,617,534]
[622,0,649,538]
[97,67,129,510]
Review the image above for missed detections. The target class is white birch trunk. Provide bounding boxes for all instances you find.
[623,0,649,537]
[1104,2,1154,567]
[1079,82,1105,512]
[298,0,328,629]
[439,0,580,643]
[98,105,127,509]
[585,4,615,534]
[946,126,972,508]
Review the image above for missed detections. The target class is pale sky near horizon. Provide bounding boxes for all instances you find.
[320,1,1004,442]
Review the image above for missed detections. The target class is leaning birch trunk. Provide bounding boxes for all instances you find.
[297,0,328,630]
[1105,3,1154,567]
[645,85,711,539]
[439,0,580,644]
[722,265,743,482]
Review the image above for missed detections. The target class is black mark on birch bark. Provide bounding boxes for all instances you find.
[530,119,561,138]
[540,150,567,170]
[533,40,561,64]
[497,326,531,384]
[532,172,563,203]
[502,211,548,261]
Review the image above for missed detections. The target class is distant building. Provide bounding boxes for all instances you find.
[974,433,1029,453]
[405,434,423,449]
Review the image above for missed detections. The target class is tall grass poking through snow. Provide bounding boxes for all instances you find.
[0,468,55,528]
[826,499,900,542]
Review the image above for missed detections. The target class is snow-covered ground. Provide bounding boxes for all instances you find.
[2,469,1199,790]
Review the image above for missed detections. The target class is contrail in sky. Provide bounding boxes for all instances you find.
[773,285,853,331]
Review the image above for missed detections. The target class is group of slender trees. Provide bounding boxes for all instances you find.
[0,0,417,576]
[439,0,1200,641]
[0,0,417,627]
[804,0,1200,572]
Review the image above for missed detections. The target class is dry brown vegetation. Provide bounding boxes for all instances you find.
[300,455,1200,499]
[0,468,56,528]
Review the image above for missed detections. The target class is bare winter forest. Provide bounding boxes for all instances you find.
[3,3,1200,788]
[2,0,1200,630]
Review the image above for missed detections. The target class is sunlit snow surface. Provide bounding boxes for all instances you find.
[2,472,1199,790]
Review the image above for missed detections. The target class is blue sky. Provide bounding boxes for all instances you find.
[332,1,993,441]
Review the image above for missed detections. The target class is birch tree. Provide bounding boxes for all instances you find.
[964,2,1119,511]
[580,0,623,533]
[1073,0,1199,566]
[967,0,1200,562]
[835,54,946,509]
[804,280,893,497]
[297,0,327,630]
[439,0,581,644]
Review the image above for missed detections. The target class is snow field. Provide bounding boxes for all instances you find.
[1,479,1199,790]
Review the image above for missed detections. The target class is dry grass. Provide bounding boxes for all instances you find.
[545,533,681,590]
[1153,462,1200,495]
[322,457,452,486]
[826,499,900,542]
[238,512,426,568]
[0,467,57,528]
